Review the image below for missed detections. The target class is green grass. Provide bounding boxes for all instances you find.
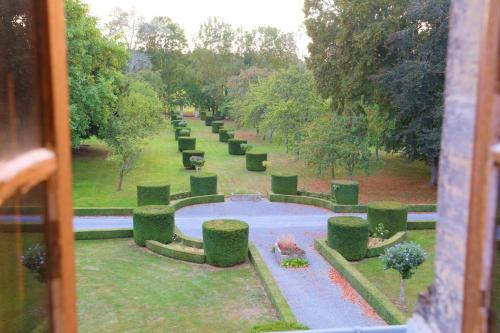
[352,230,436,317]
[76,238,278,333]
[72,117,436,207]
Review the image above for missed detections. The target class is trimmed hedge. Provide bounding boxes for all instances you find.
[296,189,330,200]
[75,228,133,240]
[248,244,297,323]
[218,128,234,142]
[211,121,224,133]
[200,111,207,120]
[175,227,204,249]
[146,240,206,264]
[408,220,436,230]
[367,201,408,237]
[246,151,268,171]
[246,322,308,333]
[137,183,170,206]
[271,173,298,195]
[73,207,134,216]
[182,150,205,169]
[228,139,247,155]
[332,204,367,213]
[205,115,214,126]
[331,180,359,205]
[174,127,191,140]
[178,137,196,152]
[269,193,336,211]
[366,231,407,257]
[203,219,249,267]
[133,205,175,246]
[171,119,181,127]
[176,121,188,127]
[190,172,217,196]
[315,239,406,324]
[407,204,437,212]
[172,194,225,210]
[327,216,369,261]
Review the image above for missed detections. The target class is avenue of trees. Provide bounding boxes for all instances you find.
[66,0,450,186]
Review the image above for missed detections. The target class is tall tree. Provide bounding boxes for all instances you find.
[65,0,129,147]
[194,17,235,54]
[374,0,450,185]
[104,7,143,50]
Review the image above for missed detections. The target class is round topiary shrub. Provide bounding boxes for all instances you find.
[218,128,234,142]
[205,115,214,126]
[182,150,205,169]
[174,127,191,140]
[176,121,188,127]
[203,219,249,267]
[271,173,298,195]
[171,119,181,127]
[133,205,175,246]
[137,183,171,206]
[190,172,217,196]
[228,139,248,155]
[178,137,196,152]
[328,216,369,261]
[367,201,408,237]
[331,180,359,205]
[246,151,268,171]
[200,111,207,120]
[211,121,224,133]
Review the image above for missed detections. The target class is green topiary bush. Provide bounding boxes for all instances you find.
[171,119,181,127]
[246,322,309,333]
[246,151,268,171]
[178,137,196,152]
[133,205,175,246]
[327,216,369,261]
[203,219,249,267]
[218,128,234,142]
[331,180,359,205]
[367,201,408,237]
[137,183,171,206]
[182,150,205,169]
[205,115,214,126]
[176,121,187,127]
[271,173,298,195]
[228,139,247,155]
[200,110,207,120]
[190,172,217,196]
[174,127,191,140]
[211,121,224,133]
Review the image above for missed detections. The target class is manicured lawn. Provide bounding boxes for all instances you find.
[352,230,436,317]
[76,238,278,333]
[72,116,436,207]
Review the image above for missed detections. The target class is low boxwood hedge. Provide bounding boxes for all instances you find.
[271,173,298,195]
[178,137,196,152]
[327,216,369,261]
[367,201,408,237]
[137,182,171,206]
[211,121,224,133]
[133,205,175,246]
[246,322,308,333]
[331,180,359,205]
[174,127,191,140]
[218,128,234,142]
[75,228,133,240]
[246,151,268,171]
[228,139,247,155]
[190,172,217,196]
[205,115,214,126]
[200,110,207,120]
[182,150,205,169]
[172,194,225,210]
[203,219,249,267]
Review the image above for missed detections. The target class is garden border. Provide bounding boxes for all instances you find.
[248,243,297,324]
[314,239,406,325]
[146,240,206,264]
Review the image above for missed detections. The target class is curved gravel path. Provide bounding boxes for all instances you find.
[73,199,436,329]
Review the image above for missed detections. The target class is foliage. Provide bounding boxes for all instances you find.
[21,244,47,283]
[104,7,143,50]
[373,223,390,240]
[246,321,308,333]
[190,172,218,196]
[136,183,170,206]
[101,78,163,190]
[65,0,129,147]
[133,205,175,246]
[328,216,369,261]
[367,201,408,237]
[189,156,205,173]
[281,258,309,268]
[271,173,298,195]
[203,219,249,267]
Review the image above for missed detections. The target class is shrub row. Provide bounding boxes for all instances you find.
[75,228,133,240]
[314,239,406,324]
[171,194,225,210]
[137,183,170,206]
[328,216,369,261]
[203,219,249,267]
[269,193,336,211]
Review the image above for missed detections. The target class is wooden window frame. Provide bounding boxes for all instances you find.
[0,0,77,332]
[463,0,500,332]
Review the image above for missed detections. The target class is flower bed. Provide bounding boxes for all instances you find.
[272,235,308,268]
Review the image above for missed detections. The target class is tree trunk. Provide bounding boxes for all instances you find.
[399,278,406,304]
[285,135,289,154]
[268,130,273,144]
[117,165,125,192]
[348,170,353,181]
[430,158,439,187]
[375,147,379,160]
[331,164,335,179]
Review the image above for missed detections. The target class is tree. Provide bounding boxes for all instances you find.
[104,7,143,50]
[102,79,163,191]
[65,0,129,147]
[137,16,187,53]
[194,17,235,54]
[374,0,450,185]
[381,242,427,304]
